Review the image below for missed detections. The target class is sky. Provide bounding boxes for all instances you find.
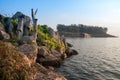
[0,0,120,36]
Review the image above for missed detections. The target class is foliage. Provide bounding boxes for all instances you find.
[37,25,65,51]
[0,14,66,51]
[0,17,18,37]
[38,24,50,34]
[7,39,19,46]
[12,18,18,28]
[0,17,9,26]
[57,24,108,35]
[11,18,18,37]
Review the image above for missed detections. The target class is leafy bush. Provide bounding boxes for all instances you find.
[12,18,18,27]
[37,25,65,51]
[11,18,18,37]
[0,17,9,26]
[38,24,49,34]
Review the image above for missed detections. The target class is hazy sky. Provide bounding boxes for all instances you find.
[0,0,120,36]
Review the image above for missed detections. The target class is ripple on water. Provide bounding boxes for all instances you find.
[57,38,120,80]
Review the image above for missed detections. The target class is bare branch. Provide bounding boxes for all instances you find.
[35,9,38,15]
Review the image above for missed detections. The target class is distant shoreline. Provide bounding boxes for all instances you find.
[57,24,117,38]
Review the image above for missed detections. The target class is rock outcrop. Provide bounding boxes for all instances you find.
[67,42,73,47]
[12,12,31,22]
[0,11,79,80]
[36,46,63,67]
[0,30,10,40]
[0,14,5,21]
[0,41,67,80]
[20,36,36,44]
[32,63,67,80]
[0,41,31,79]
[18,44,38,65]
[65,48,79,57]
[36,43,78,67]
[0,22,4,31]
[0,22,10,40]
[48,27,61,42]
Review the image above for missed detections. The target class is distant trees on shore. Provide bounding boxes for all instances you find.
[57,24,108,35]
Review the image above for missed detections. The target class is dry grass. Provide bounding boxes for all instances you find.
[0,41,30,80]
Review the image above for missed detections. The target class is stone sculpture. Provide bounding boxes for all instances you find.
[31,9,38,40]
[6,18,13,38]
[23,20,32,36]
[17,18,23,40]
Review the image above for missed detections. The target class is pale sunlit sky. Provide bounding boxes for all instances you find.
[0,0,120,36]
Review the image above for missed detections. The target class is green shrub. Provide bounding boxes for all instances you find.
[12,18,18,36]
[38,25,49,34]
[12,18,18,27]
[37,25,65,51]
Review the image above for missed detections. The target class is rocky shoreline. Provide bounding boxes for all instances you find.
[0,40,78,80]
[0,10,78,80]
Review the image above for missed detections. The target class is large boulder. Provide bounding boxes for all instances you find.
[0,14,5,21]
[33,64,67,80]
[20,36,36,44]
[65,48,78,57]
[48,27,61,42]
[36,46,63,67]
[18,44,38,65]
[51,49,62,58]
[0,30,10,40]
[67,42,73,47]
[5,18,14,38]
[12,12,31,22]
[51,49,67,60]
[0,41,31,80]
[0,22,4,31]
[55,46,64,54]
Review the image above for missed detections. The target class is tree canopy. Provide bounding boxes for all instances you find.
[57,24,108,35]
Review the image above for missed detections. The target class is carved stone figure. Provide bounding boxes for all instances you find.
[31,9,38,39]
[17,18,23,40]
[6,18,13,38]
[33,19,38,40]
[23,20,32,36]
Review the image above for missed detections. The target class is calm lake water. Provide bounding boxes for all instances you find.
[57,38,120,80]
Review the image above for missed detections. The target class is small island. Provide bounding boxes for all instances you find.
[0,10,78,80]
[57,24,116,38]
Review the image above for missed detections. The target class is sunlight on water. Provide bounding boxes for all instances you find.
[57,38,120,80]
